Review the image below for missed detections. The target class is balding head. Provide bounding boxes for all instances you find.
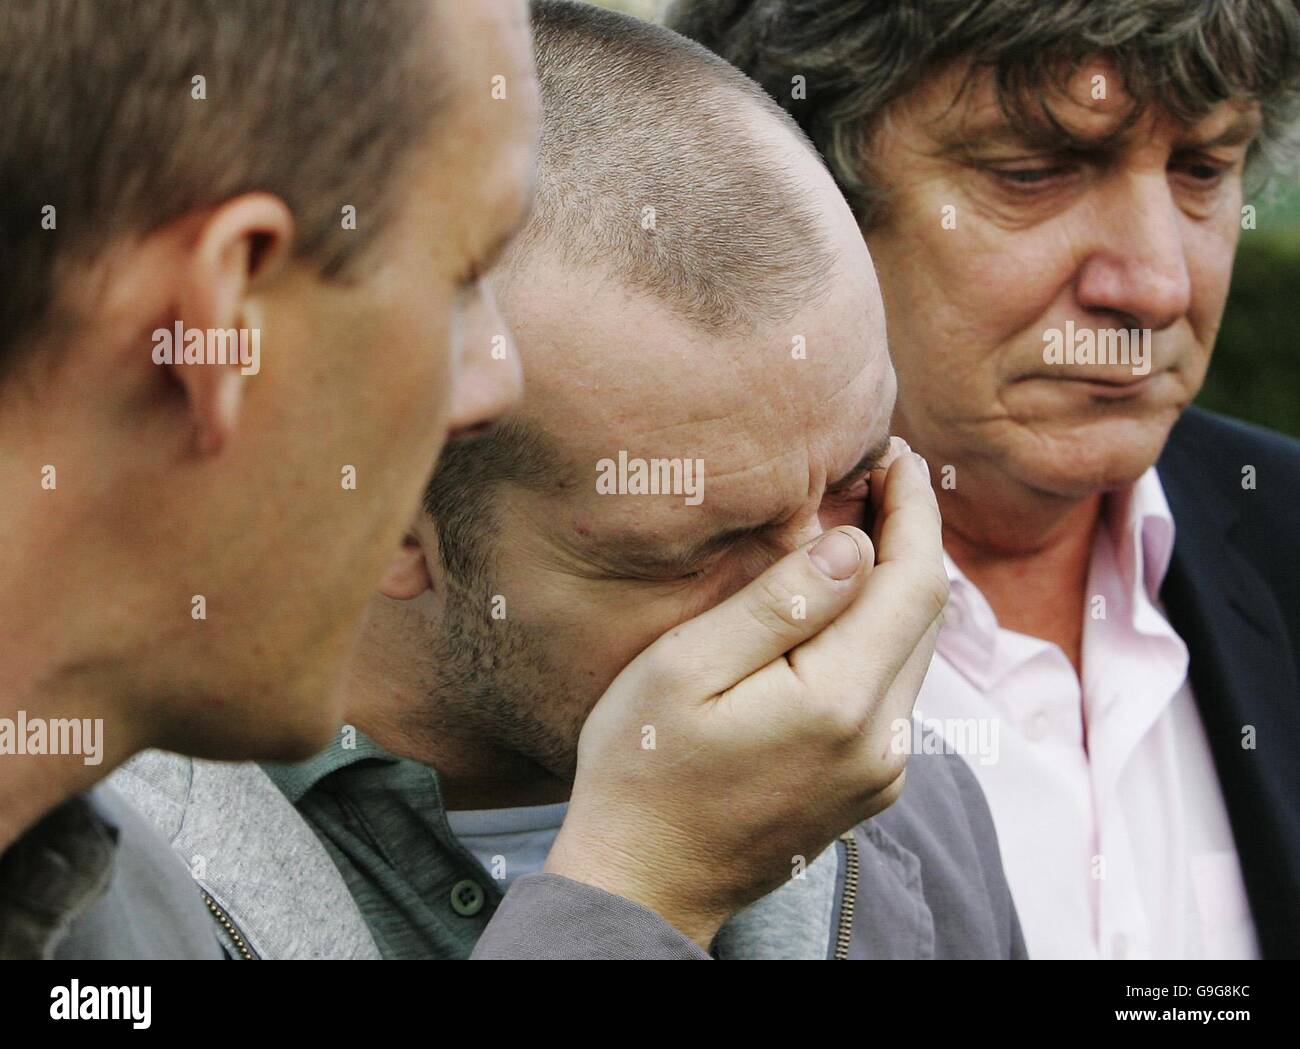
[501,0,838,336]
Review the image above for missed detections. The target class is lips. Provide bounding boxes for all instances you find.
[1018,370,1167,400]
[1033,320,1163,388]
[1047,370,1156,386]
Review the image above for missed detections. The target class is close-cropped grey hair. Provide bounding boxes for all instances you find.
[509,0,839,339]
[665,0,1300,225]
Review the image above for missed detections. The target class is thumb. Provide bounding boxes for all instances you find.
[633,527,874,701]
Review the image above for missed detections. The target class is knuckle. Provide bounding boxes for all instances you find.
[812,698,871,744]
[637,641,690,694]
[876,747,911,786]
[745,574,803,640]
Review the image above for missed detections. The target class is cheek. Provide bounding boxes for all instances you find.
[582,592,688,679]
[507,574,685,691]
[1185,225,1239,337]
[945,215,1082,357]
[369,286,457,445]
[872,221,1057,387]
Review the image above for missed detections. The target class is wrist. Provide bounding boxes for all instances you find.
[543,827,729,949]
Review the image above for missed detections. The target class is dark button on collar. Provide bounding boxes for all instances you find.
[450,878,486,917]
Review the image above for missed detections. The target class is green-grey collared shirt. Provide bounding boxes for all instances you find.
[262,733,504,959]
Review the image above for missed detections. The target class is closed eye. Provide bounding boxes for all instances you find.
[826,475,871,502]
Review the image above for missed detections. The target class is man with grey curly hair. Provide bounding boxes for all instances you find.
[670,0,1300,959]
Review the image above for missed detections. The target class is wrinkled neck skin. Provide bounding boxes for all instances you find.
[907,436,1105,674]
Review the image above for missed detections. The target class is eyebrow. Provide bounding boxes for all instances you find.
[938,107,1262,159]
[936,112,1133,157]
[594,430,894,577]
[826,432,894,494]
[1178,111,1263,150]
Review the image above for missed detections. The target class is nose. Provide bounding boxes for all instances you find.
[447,281,524,440]
[1074,173,1192,333]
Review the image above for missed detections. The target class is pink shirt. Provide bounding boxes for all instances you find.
[918,468,1258,959]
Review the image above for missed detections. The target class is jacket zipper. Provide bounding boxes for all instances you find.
[833,830,860,960]
[201,891,258,960]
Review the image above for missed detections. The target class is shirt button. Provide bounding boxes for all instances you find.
[1025,711,1050,742]
[1112,933,1128,960]
[450,878,485,917]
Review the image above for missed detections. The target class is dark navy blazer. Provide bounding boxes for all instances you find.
[1158,407,1300,959]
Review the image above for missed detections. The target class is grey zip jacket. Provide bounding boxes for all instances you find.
[110,738,1025,960]
[0,783,223,960]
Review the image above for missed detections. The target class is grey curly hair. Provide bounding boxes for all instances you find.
[666,0,1300,225]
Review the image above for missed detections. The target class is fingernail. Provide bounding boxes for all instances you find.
[808,530,862,580]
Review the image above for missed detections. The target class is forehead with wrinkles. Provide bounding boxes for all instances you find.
[494,234,892,557]
[475,1,895,563]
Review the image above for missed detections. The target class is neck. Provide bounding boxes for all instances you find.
[367,715,570,810]
[0,639,144,853]
[0,424,132,848]
[0,457,139,849]
[904,432,1104,672]
[346,663,570,812]
[422,736,569,811]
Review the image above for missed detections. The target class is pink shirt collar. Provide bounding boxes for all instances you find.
[938,467,1177,684]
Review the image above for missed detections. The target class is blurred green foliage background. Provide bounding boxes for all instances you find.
[593,0,1299,439]
[1206,187,1300,437]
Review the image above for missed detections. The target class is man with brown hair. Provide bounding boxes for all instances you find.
[671,0,1300,958]
[0,0,536,958]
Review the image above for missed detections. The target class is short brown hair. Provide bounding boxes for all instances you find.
[0,0,443,368]
[667,0,1300,224]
